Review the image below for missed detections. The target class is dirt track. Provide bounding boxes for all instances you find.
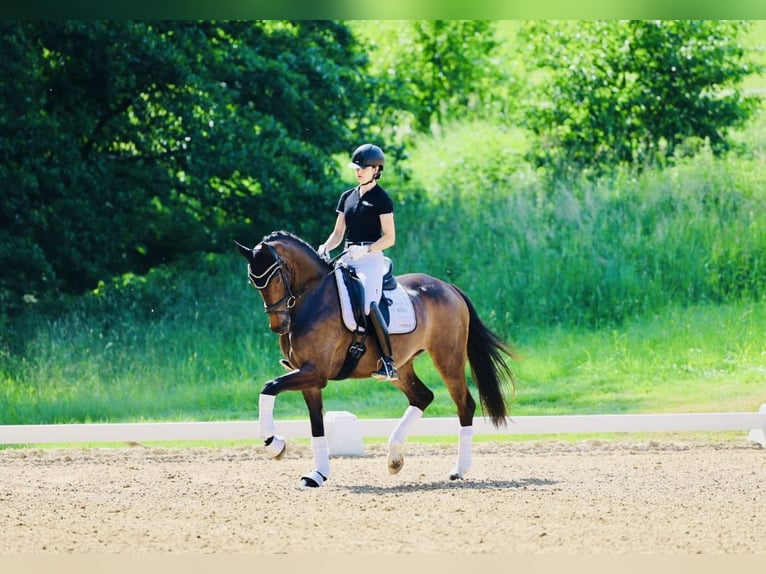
[1,438,764,554]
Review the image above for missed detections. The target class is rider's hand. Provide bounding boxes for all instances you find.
[317,243,330,262]
[346,244,369,261]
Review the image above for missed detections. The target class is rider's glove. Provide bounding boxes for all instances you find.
[317,243,330,262]
[346,244,369,261]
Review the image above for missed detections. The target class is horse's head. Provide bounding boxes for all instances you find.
[235,231,330,335]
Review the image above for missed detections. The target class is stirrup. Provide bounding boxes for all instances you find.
[372,358,398,381]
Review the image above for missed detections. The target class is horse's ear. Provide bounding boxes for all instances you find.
[233,240,253,261]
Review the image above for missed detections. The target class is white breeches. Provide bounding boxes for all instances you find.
[340,249,385,314]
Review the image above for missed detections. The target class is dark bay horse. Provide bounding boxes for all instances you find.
[236,231,515,487]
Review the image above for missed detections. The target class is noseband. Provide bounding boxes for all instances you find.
[248,244,297,316]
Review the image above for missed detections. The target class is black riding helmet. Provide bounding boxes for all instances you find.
[349,143,384,179]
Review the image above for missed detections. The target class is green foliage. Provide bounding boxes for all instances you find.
[352,20,514,139]
[0,20,369,314]
[390,123,766,332]
[518,20,762,175]
[398,120,531,203]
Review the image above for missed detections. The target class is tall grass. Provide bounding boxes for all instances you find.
[392,122,766,335]
[1,254,284,423]
[4,111,766,426]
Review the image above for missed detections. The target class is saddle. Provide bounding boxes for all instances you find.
[334,259,415,334]
[331,259,416,381]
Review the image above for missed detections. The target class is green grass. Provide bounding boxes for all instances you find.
[512,301,766,416]
[3,293,764,426]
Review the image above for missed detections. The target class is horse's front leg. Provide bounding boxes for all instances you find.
[299,387,330,488]
[258,364,322,461]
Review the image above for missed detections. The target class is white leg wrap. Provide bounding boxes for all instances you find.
[258,393,276,439]
[388,405,423,447]
[300,470,327,487]
[264,434,286,458]
[387,406,423,475]
[451,425,474,480]
[311,436,331,479]
[259,393,285,458]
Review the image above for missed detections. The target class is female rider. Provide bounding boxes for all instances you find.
[318,143,398,381]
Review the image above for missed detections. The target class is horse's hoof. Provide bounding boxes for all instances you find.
[387,447,404,475]
[300,470,327,488]
[450,465,469,480]
[264,435,286,459]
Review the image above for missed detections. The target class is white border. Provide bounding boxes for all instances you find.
[1,405,764,446]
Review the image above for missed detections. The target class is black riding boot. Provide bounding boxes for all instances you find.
[368,301,398,381]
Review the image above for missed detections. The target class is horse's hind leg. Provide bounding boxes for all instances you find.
[386,361,434,475]
[431,349,477,480]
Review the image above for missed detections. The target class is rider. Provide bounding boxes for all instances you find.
[318,143,399,381]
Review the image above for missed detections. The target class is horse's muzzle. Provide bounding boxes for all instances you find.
[270,319,290,335]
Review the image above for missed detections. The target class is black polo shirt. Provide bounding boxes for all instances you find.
[336,184,394,244]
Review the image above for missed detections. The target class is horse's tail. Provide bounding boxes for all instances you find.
[454,286,516,428]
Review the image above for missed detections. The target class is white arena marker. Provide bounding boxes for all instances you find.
[748,404,766,447]
[324,410,365,456]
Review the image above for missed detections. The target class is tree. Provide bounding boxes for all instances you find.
[355,20,512,137]
[518,20,762,175]
[0,21,370,314]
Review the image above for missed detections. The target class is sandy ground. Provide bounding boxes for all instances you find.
[1,437,765,554]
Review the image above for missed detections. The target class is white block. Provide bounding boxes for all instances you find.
[748,404,766,448]
[325,411,365,456]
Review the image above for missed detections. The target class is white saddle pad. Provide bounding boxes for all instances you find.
[334,268,417,334]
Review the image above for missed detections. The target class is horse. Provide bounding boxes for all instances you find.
[235,230,515,487]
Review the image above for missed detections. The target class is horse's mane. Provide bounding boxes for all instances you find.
[261,230,327,267]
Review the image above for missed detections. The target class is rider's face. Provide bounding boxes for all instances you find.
[355,165,376,182]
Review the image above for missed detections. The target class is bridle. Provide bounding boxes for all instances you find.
[248,243,297,317]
